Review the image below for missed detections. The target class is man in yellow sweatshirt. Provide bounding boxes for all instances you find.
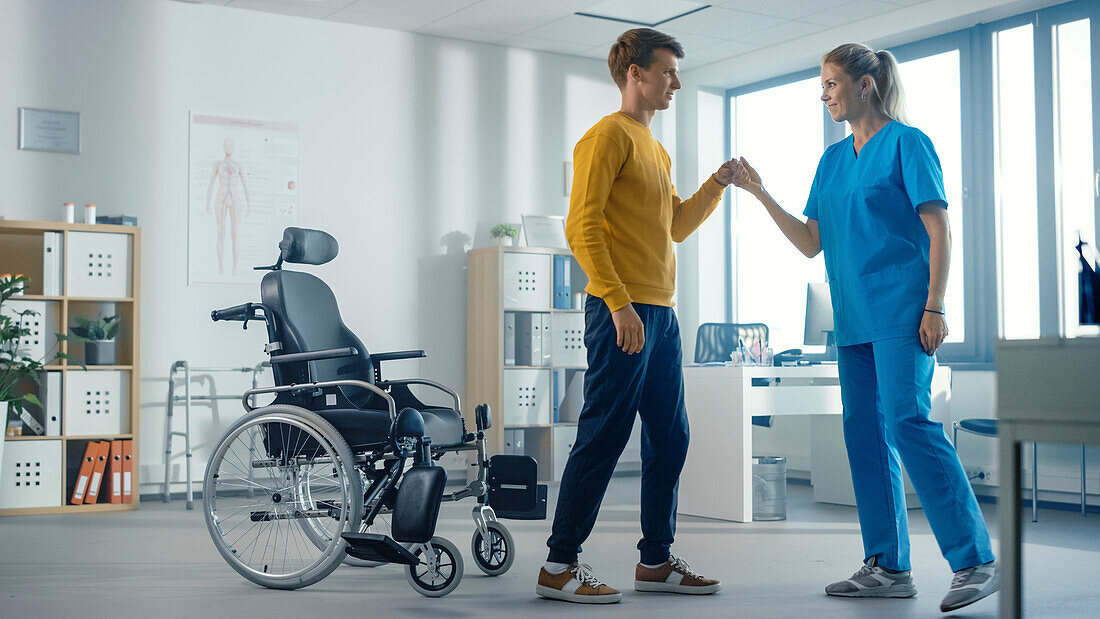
[536,28,737,605]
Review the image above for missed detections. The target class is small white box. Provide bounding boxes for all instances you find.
[0,440,62,509]
[502,253,551,310]
[502,368,550,426]
[553,425,578,481]
[66,231,132,298]
[551,312,587,367]
[65,371,127,436]
[1,300,58,361]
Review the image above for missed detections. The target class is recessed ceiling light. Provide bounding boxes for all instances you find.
[575,0,711,28]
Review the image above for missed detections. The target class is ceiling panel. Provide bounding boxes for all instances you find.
[715,0,852,19]
[801,0,899,27]
[500,34,595,56]
[660,6,783,39]
[523,14,636,46]
[414,23,513,44]
[736,19,825,46]
[429,0,563,35]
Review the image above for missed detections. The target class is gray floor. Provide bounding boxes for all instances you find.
[2,477,1099,618]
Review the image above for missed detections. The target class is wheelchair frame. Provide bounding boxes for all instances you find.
[204,300,513,595]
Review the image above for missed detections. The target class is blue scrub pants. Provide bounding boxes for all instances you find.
[837,336,994,573]
[546,295,689,566]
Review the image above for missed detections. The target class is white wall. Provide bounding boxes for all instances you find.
[0,0,623,491]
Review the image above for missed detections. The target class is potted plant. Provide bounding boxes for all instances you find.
[1,275,69,445]
[490,223,518,247]
[71,315,121,365]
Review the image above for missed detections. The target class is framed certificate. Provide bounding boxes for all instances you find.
[19,107,81,154]
[522,214,568,249]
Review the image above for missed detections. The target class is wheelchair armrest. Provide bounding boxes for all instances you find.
[377,378,461,416]
[269,347,358,365]
[371,350,427,363]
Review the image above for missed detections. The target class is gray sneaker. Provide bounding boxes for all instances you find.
[939,561,998,612]
[826,557,917,598]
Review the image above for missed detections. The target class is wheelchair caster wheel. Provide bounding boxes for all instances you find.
[471,521,515,576]
[406,536,463,597]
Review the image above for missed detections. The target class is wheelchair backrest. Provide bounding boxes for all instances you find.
[261,269,374,391]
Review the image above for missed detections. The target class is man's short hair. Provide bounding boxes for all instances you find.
[607,28,684,89]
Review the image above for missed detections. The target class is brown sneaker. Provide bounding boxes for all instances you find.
[635,555,721,594]
[536,563,622,604]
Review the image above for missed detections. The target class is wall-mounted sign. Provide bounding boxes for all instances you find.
[18,107,81,154]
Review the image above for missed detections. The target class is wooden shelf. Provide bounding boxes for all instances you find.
[62,365,133,371]
[0,219,138,234]
[0,501,139,517]
[67,297,134,303]
[11,294,63,301]
[0,219,141,516]
[64,434,134,441]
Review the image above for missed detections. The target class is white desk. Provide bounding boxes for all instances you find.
[679,365,842,523]
[996,338,1100,619]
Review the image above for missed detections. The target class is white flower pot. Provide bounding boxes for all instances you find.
[494,236,514,247]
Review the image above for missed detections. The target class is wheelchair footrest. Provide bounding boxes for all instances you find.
[486,455,548,520]
[341,532,419,565]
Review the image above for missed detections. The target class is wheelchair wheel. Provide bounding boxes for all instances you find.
[470,520,515,576]
[203,405,363,590]
[405,536,463,597]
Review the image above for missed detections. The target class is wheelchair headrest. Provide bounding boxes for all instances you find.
[279,227,339,265]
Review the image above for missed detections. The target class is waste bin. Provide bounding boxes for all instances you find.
[752,456,787,521]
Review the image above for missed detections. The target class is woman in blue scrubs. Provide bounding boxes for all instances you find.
[730,43,997,613]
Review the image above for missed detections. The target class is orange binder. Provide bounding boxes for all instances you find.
[70,442,98,505]
[84,441,110,505]
[107,440,123,504]
[121,439,134,503]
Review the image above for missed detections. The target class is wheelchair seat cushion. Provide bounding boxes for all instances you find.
[314,408,392,449]
[420,408,466,448]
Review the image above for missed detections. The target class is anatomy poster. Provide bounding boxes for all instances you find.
[188,113,300,286]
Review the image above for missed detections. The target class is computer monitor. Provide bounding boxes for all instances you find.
[804,283,836,361]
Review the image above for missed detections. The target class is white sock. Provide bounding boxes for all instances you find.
[641,562,665,569]
[544,561,571,574]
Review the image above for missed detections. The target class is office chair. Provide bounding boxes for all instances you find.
[694,322,773,427]
[953,420,1089,522]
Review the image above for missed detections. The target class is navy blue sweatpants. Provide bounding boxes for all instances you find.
[546,295,689,566]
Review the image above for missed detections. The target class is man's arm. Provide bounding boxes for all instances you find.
[566,134,630,312]
[669,161,734,242]
[565,133,645,354]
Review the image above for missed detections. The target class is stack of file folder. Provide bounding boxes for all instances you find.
[70,440,133,505]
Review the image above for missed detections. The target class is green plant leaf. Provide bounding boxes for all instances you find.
[22,393,42,408]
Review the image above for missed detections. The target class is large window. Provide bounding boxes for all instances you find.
[994,23,1041,340]
[899,50,965,342]
[729,76,826,354]
[1054,18,1097,338]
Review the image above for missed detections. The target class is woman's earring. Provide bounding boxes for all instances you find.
[860,91,867,103]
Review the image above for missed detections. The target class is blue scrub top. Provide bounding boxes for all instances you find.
[803,121,947,347]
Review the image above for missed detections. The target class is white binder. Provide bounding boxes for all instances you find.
[503,312,516,366]
[538,314,552,366]
[45,372,61,436]
[42,232,63,296]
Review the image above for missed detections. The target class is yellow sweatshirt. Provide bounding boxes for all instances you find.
[566,111,726,312]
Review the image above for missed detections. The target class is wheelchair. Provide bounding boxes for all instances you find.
[202,228,540,597]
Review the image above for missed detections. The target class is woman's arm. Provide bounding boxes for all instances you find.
[918,201,950,354]
[731,158,821,258]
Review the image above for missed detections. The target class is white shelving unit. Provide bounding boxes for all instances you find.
[466,245,640,481]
